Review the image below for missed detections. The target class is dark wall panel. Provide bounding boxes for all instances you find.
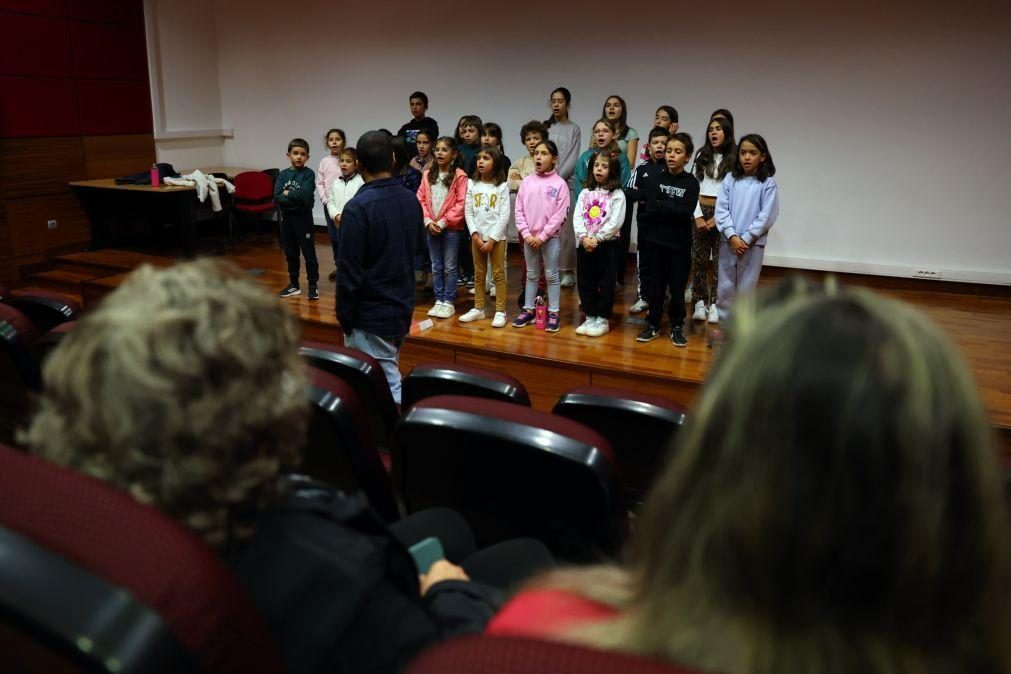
[0,0,67,17]
[0,14,73,77]
[76,80,152,135]
[0,77,80,138]
[68,0,143,26]
[72,22,148,81]
[0,138,86,198]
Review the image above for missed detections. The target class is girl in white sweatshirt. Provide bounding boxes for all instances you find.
[460,147,511,327]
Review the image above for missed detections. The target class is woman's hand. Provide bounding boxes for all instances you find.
[419,560,470,595]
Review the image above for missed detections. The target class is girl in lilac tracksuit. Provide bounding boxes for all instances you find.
[512,140,570,332]
[715,133,780,322]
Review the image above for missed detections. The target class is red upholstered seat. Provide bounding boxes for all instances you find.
[402,362,531,407]
[0,304,42,444]
[0,444,285,674]
[6,289,82,334]
[553,386,688,509]
[405,635,704,674]
[230,171,277,241]
[303,366,399,523]
[392,395,627,560]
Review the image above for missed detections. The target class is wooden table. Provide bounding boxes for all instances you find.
[70,167,262,257]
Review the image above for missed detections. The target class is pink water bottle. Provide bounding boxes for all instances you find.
[534,297,547,330]
[150,163,160,186]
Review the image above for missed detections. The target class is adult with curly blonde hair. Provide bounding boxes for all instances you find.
[23,258,307,548]
[488,278,1011,674]
[23,259,551,674]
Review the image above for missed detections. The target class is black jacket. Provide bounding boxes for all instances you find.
[231,482,498,674]
[636,167,699,251]
[336,177,420,338]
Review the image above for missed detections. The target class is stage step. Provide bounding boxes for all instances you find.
[51,250,173,277]
[12,286,84,306]
[25,268,105,296]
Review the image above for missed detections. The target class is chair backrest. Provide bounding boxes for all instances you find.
[0,304,42,445]
[0,444,286,674]
[304,366,399,523]
[31,320,77,367]
[552,386,688,508]
[392,395,627,561]
[4,290,81,335]
[300,341,399,450]
[232,171,274,202]
[0,525,199,673]
[405,635,702,674]
[402,362,531,408]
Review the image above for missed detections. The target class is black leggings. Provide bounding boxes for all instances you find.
[388,507,555,592]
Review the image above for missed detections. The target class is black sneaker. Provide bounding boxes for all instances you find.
[279,284,300,298]
[671,325,688,347]
[308,286,319,301]
[636,325,662,342]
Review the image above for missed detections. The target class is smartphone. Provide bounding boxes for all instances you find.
[408,536,445,575]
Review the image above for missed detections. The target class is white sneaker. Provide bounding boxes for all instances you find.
[575,317,593,335]
[692,300,707,321]
[707,304,720,323]
[684,286,693,303]
[459,308,485,323]
[442,303,456,318]
[586,316,610,337]
[560,271,576,287]
[629,298,648,314]
[427,302,442,317]
[491,312,507,328]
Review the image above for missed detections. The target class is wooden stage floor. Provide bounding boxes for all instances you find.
[60,235,1011,449]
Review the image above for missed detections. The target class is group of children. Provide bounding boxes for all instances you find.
[275,89,780,348]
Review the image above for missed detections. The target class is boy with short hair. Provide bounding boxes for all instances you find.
[275,138,320,300]
[397,91,439,159]
[625,126,671,314]
[508,120,549,192]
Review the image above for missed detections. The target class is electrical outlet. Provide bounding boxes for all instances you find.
[47,219,58,230]
[913,269,942,279]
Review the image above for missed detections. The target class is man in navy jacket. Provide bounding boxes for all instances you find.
[337,131,421,404]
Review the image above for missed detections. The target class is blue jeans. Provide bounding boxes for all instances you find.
[427,228,460,304]
[344,329,406,405]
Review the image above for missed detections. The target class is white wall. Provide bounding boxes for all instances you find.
[157,0,1011,283]
[145,0,227,168]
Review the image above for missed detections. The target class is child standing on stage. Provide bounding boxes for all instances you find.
[325,147,363,277]
[460,146,510,328]
[513,140,570,332]
[574,153,626,338]
[455,115,483,289]
[690,116,735,324]
[545,88,581,288]
[572,119,631,193]
[317,129,345,280]
[409,129,435,174]
[637,106,678,165]
[602,95,639,168]
[275,138,319,300]
[715,134,779,322]
[626,126,671,314]
[508,120,548,192]
[417,137,468,319]
[480,123,511,172]
[634,133,699,347]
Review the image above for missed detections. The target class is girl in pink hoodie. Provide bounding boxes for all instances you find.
[417,137,468,319]
[512,140,571,332]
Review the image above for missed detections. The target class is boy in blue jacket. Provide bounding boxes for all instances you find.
[275,138,320,300]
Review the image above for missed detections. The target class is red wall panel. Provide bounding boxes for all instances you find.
[71,22,148,81]
[68,0,143,26]
[0,0,67,18]
[0,13,73,77]
[76,79,151,135]
[0,77,80,138]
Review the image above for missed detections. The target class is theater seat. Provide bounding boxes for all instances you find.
[304,366,399,523]
[552,386,688,508]
[401,362,531,408]
[300,341,400,450]
[31,320,78,367]
[0,444,285,674]
[5,290,82,335]
[0,304,42,445]
[405,635,702,674]
[391,395,627,560]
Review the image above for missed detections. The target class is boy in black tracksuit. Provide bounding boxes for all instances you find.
[623,126,672,312]
[633,133,699,347]
[275,138,320,300]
